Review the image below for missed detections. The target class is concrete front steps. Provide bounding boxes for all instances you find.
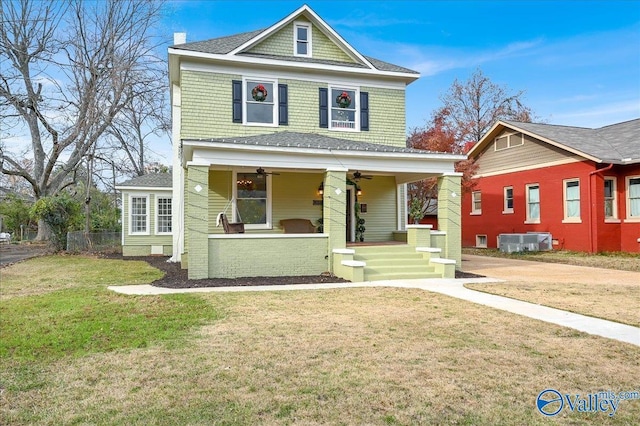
[352,245,442,281]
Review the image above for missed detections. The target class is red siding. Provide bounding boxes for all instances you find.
[462,161,640,253]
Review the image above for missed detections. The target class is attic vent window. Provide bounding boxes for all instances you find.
[494,132,524,151]
[294,22,311,57]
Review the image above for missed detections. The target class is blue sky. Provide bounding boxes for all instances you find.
[153,0,639,160]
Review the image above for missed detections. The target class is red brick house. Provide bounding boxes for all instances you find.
[462,119,640,253]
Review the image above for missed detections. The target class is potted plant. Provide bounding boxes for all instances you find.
[409,197,423,224]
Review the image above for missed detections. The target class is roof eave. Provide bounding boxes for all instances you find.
[168,47,419,82]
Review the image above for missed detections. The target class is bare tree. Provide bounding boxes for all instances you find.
[439,68,534,146]
[0,0,164,238]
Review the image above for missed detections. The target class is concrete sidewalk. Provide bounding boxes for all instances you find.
[108,276,640,347]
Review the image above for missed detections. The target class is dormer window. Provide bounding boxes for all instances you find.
[294,22,311,57]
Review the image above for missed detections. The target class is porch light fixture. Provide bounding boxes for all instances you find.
[356,187,362,196]
[317,182,324,195]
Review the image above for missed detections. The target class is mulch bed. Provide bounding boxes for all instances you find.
[100,253,483,288]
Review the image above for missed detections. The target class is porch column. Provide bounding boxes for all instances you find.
[186,165,210,279]
[437,173,462,268]
[323,168,347,272]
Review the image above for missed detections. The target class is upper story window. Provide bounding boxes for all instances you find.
[233,79,287,126]
[494,132,524,151]
[294,22,311,57]
[331,87,357,131]
[245,79,276,126]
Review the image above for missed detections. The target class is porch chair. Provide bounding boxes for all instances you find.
[217,213,245,234]
[280,218,316,233]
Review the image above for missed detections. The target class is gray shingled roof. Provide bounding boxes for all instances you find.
[117,173,173,188]
[504,119,640,164]
[171,26,418,75]
[189,131,443,155]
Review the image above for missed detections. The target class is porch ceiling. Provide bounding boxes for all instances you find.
[182,132,465,184]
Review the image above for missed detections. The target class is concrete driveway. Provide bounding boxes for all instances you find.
[462,254,640,285]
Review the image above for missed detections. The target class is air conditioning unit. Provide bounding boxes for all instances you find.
[498,233,552,253]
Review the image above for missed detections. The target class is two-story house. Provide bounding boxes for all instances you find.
[118,5,465,281]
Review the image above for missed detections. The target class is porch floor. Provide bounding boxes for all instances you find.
[346,241,406,247]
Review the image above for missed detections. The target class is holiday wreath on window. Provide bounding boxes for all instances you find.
[251,84,268,102]
[336,91,352,108]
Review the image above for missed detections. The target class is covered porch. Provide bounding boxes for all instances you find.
[173,132,464,280]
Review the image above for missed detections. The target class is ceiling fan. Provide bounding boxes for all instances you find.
[351,170,373,181]
[255,167,280,177]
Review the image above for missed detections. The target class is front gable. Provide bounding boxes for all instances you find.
[245,18,357,64]
[475,128,585,177]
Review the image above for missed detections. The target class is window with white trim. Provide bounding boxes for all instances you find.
[156,197,172,234]
[475,234,488,248]
[494,132,524,151]
[234,172,272,229]
[526,184,540,223]
[563,179,581,222]
[330,87,358,130]
[130,196,148,234]
[604,177,617,220]
[471,191,482,214]
[244,78,277,126]
[503,186,514,213]
[627,176,640,220]
[294,22,311,57]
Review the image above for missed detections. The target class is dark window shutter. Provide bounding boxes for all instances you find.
[232,80,242,123]
[278,84,288,125]
[360,91,369,131]
[319,87,328,128]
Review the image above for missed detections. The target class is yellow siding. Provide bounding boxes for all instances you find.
[246,19,356,64]
[357,176,397,242]
[181,71,407,147]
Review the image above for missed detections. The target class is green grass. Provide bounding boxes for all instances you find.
[1,289,220,362]
[1,254,639,425]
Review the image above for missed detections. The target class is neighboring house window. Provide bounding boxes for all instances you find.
[330,87,357,130]
[244,79,276,126]
[130,195,148,234]
[471,191,482,214]
[234,172,271,229]
[563,179,581,222]
[156,197,172,234]
[525,184,540,223]
[604,177,617,220]
[294,22,311,57]
[494,132,524,151]
[475,235,488,248]
[503,186,514,213]
[627,176,640,220]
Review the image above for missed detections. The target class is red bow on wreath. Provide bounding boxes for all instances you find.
[336,91,351,108]
[252,84,268,101]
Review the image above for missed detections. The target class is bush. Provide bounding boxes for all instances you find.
[30,193,82,250]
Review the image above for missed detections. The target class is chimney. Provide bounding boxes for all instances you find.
[173,32,187,45]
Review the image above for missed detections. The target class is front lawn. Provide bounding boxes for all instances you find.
[1,255,638,425]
